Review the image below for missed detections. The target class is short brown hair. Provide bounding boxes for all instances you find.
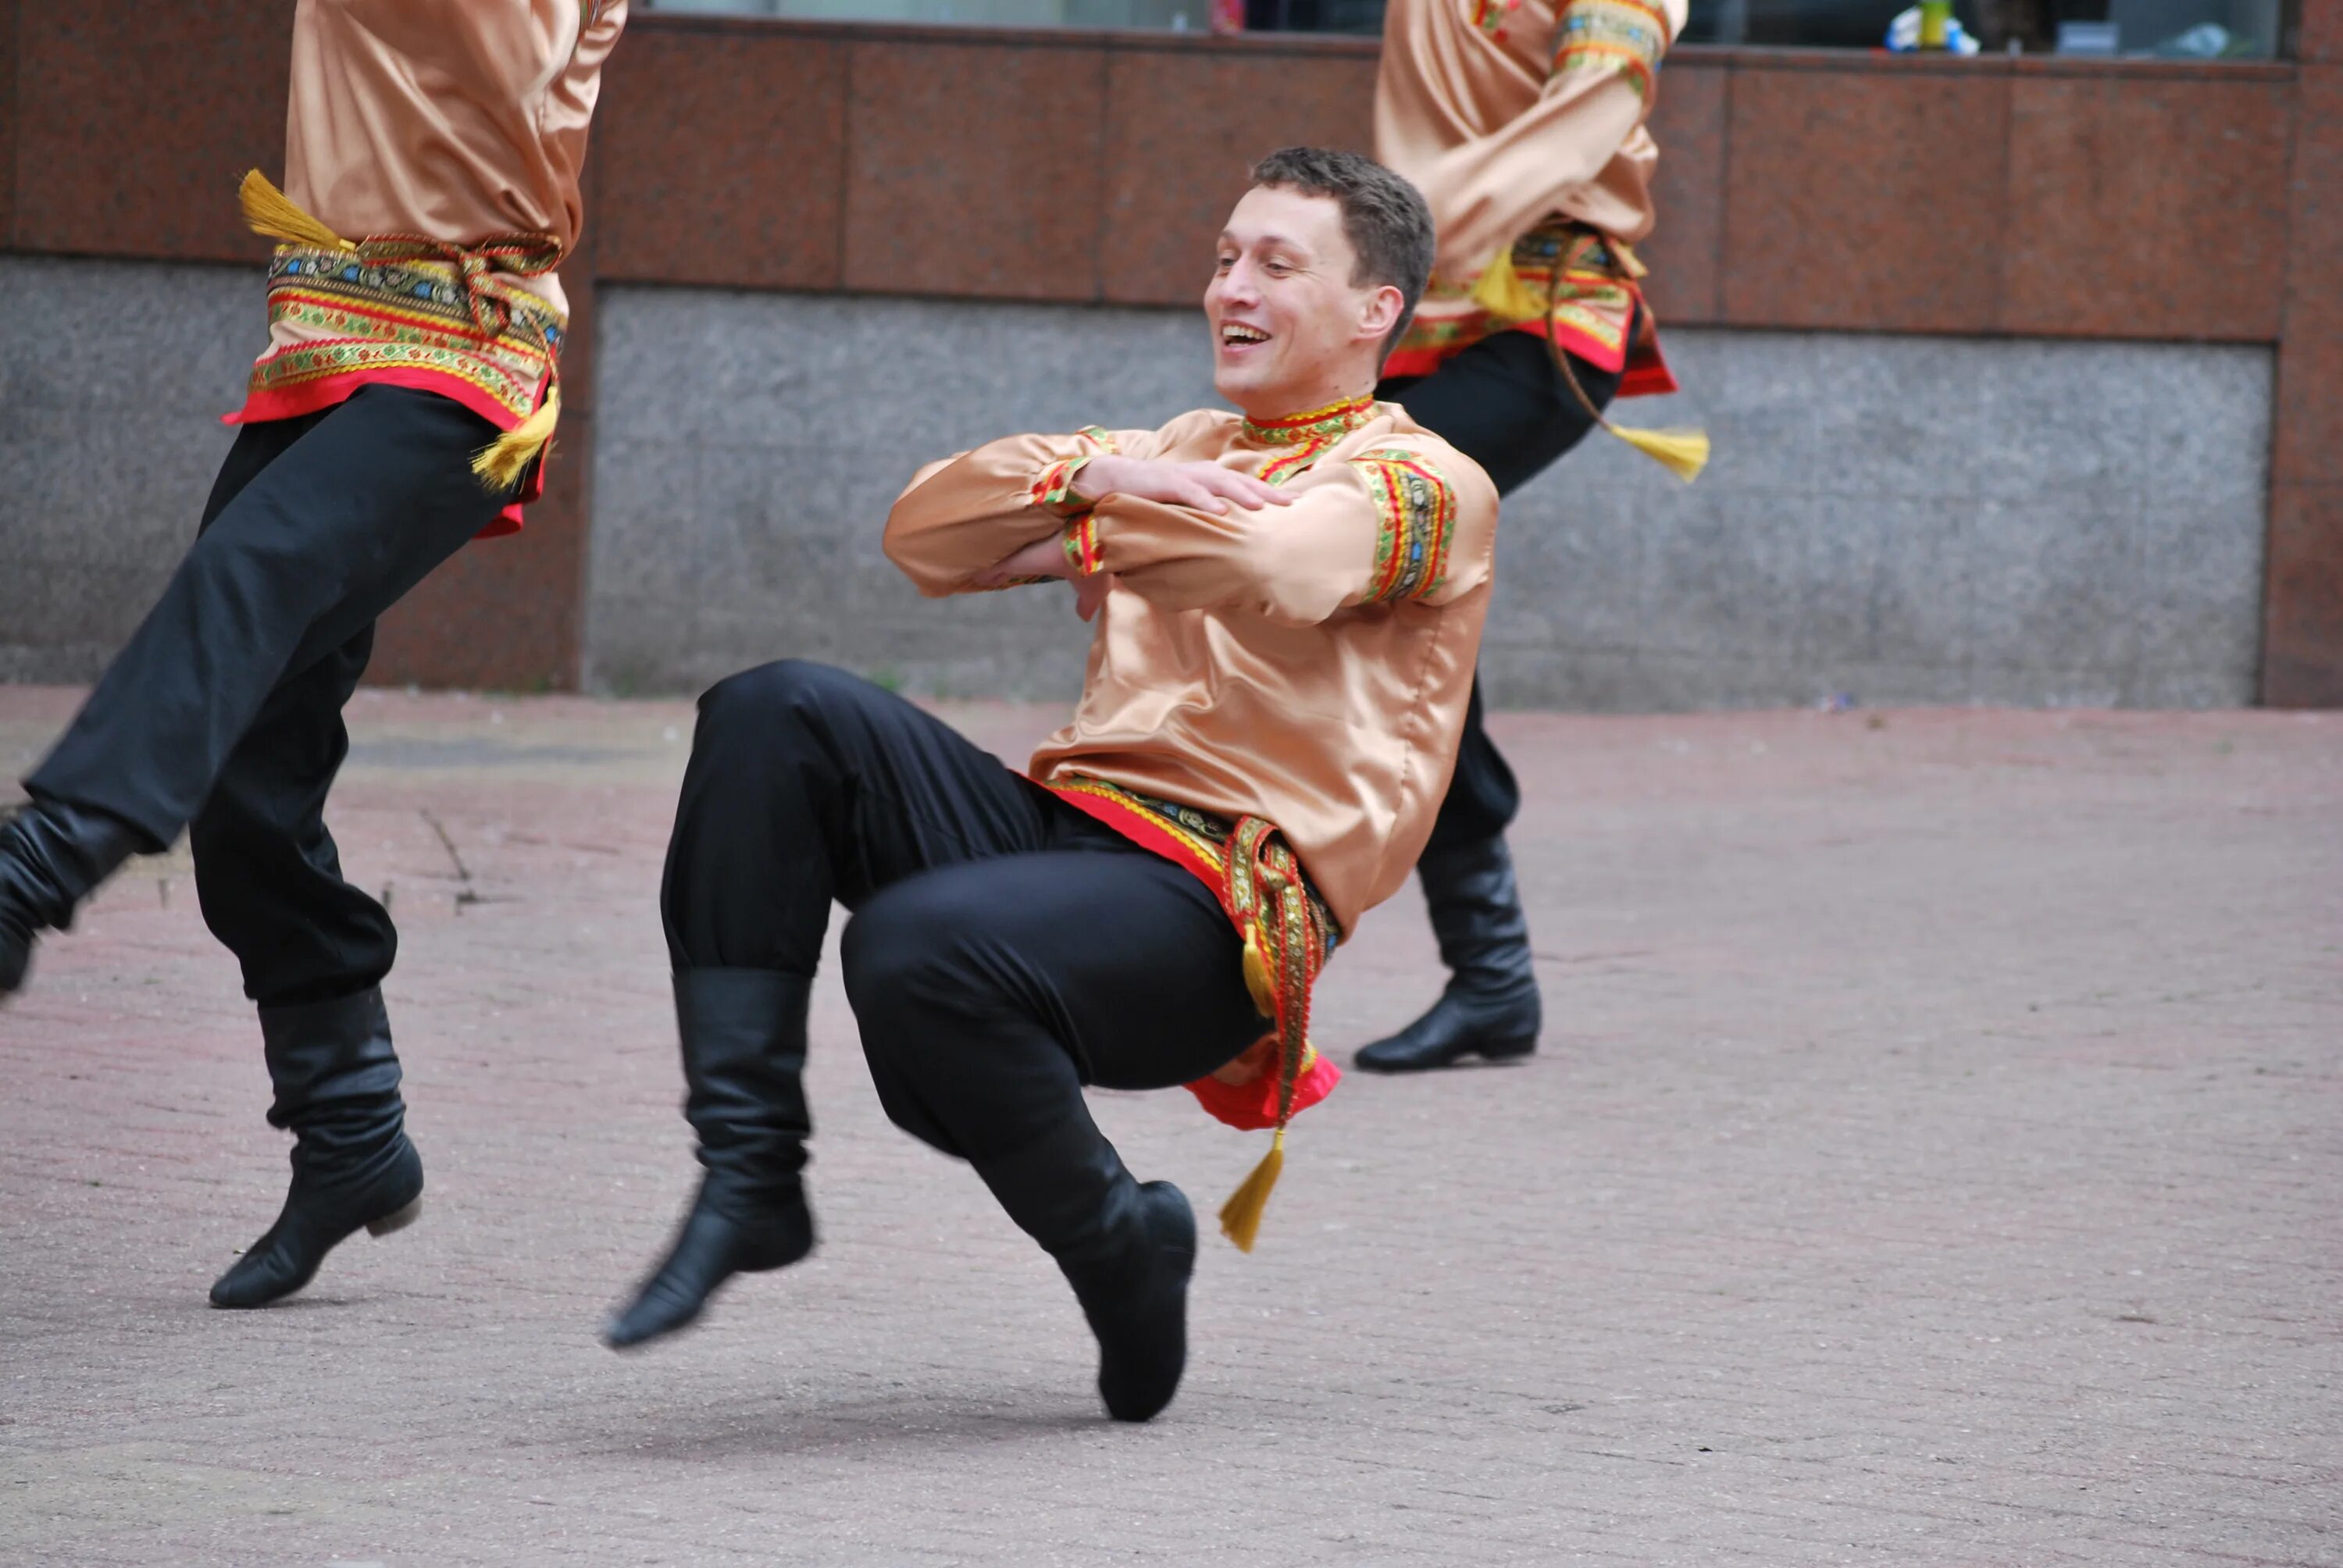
[1248,147,1436,353]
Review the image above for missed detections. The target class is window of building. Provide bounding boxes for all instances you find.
[642,0,2287,56]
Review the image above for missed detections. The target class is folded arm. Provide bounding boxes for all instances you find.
[1421,0,1684,278]
[883,426,1151,597]
[1068,441,1494,627]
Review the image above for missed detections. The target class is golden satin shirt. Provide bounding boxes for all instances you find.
[234,0,627,532]
[280,0,625,323]
[884,397,1501,935]
[1375,0,1685,378]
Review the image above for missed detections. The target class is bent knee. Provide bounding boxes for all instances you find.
[840,879,993,1034]
[697,658,856,725]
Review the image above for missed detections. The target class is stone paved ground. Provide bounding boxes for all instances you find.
[1,686,2337,1566]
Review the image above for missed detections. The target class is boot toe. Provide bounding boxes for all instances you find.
[604,1199,814,1351]
[208,1140,424,1310]
[1092,1182,1194,1424]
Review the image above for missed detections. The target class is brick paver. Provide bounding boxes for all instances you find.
[2,687,2338,1566]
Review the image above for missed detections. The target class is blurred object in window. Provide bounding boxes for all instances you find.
[2056,16,2121,46]
[2110,0,2280,52]
[1885,2,1984,47]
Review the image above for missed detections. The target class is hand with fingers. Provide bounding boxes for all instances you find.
[1072,455,1293,516]
[972,535,1117,620]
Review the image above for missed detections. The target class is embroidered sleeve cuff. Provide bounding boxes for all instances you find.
[1030,454,1097,516]
[1552,0,1668,97]
[1352,449,1460,605]
[1062,513,1105,578]
[1029,426,1120,518]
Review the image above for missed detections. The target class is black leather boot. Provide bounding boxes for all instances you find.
[209,988,425,1308]
[0,799,145,996]
[604,968,817,1349]
[1354,836,1542,1073]
[974,1114,1195,1424]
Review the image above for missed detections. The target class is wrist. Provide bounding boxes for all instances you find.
[1032,453,1098,516]
[1068,453,1119,504]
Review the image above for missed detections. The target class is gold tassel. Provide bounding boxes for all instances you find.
[1240,930,1275,1016]
[238,169,352,251]
[470,385,561,492]
[1477,230,1712,483]
[1469,247,1549,326]
[1605,423,1710,483]
[1218,1128,1285,1253]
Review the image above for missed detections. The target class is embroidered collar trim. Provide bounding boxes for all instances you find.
[1242,394,1379,447]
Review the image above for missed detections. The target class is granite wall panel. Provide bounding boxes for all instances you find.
[596,29,848,290]
[1101,46,1378,307]
[0,0,20,248]
[588,289,2273,712]
[843,37,1107,300]
[1721,61,2008,333]
[2263,483,2343,704]
[1639,59,1728,326]
[4,15,2330,702]
[2003,74,2291,339]
[13,0,288,263]
[2266,62,2343,701]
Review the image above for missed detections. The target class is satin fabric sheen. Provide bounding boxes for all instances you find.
[884,404,1500,935]
[1375,0,1685,347]
[276,0,628,333]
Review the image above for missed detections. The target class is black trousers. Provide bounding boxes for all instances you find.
[662,660,1268,1165]
[26,385,511,1007]
[1378,330,1624,851]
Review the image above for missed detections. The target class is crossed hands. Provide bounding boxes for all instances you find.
[971,455,1292,620]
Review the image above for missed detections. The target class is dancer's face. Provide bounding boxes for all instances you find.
[1206,185,1403,419]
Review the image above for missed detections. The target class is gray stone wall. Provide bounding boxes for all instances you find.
[0,257,251,683]
[0,258,2274,711]
[589,285,2273,710]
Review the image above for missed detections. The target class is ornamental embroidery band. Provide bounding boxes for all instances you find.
[1248,397,1381,486]
[1552,0,1667,98]
[1353,449,1457,605]
[245,248,565,424]
[1030,427,1118,511]
[1062,511,1104,576]
[1390,221,1635,372]
[1242,394,1378,448]
[1043,775,1339,949]
[1469,0,1528,37]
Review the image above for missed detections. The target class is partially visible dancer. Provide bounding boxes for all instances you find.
[0,0,628,1308]
[1359,0,1701,1074]
[603,150,1498,1424]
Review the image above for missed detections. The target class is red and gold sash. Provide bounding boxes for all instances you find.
[1040,776,1339,1250]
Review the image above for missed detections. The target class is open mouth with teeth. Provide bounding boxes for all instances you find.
[1220,323,1271,348]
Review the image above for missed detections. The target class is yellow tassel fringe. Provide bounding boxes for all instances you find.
[238,169,352,251]
[237,169,562,494]
[1240,931,1275,1017]
[1470,248,1547,326]
[1607,423,1710,483]
[1471,241,1712,483]
[471,386,562,492]
[1218,1128,1285,1253]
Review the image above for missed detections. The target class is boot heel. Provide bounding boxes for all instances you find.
[1475,1036,1537,1062]
[366,1196,423,1238]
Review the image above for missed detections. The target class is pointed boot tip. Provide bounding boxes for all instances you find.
[601,1303,696,1352]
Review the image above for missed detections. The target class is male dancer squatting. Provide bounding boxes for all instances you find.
[603,148,1500,1424]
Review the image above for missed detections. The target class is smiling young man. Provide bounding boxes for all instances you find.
[601,148,1497,1422]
